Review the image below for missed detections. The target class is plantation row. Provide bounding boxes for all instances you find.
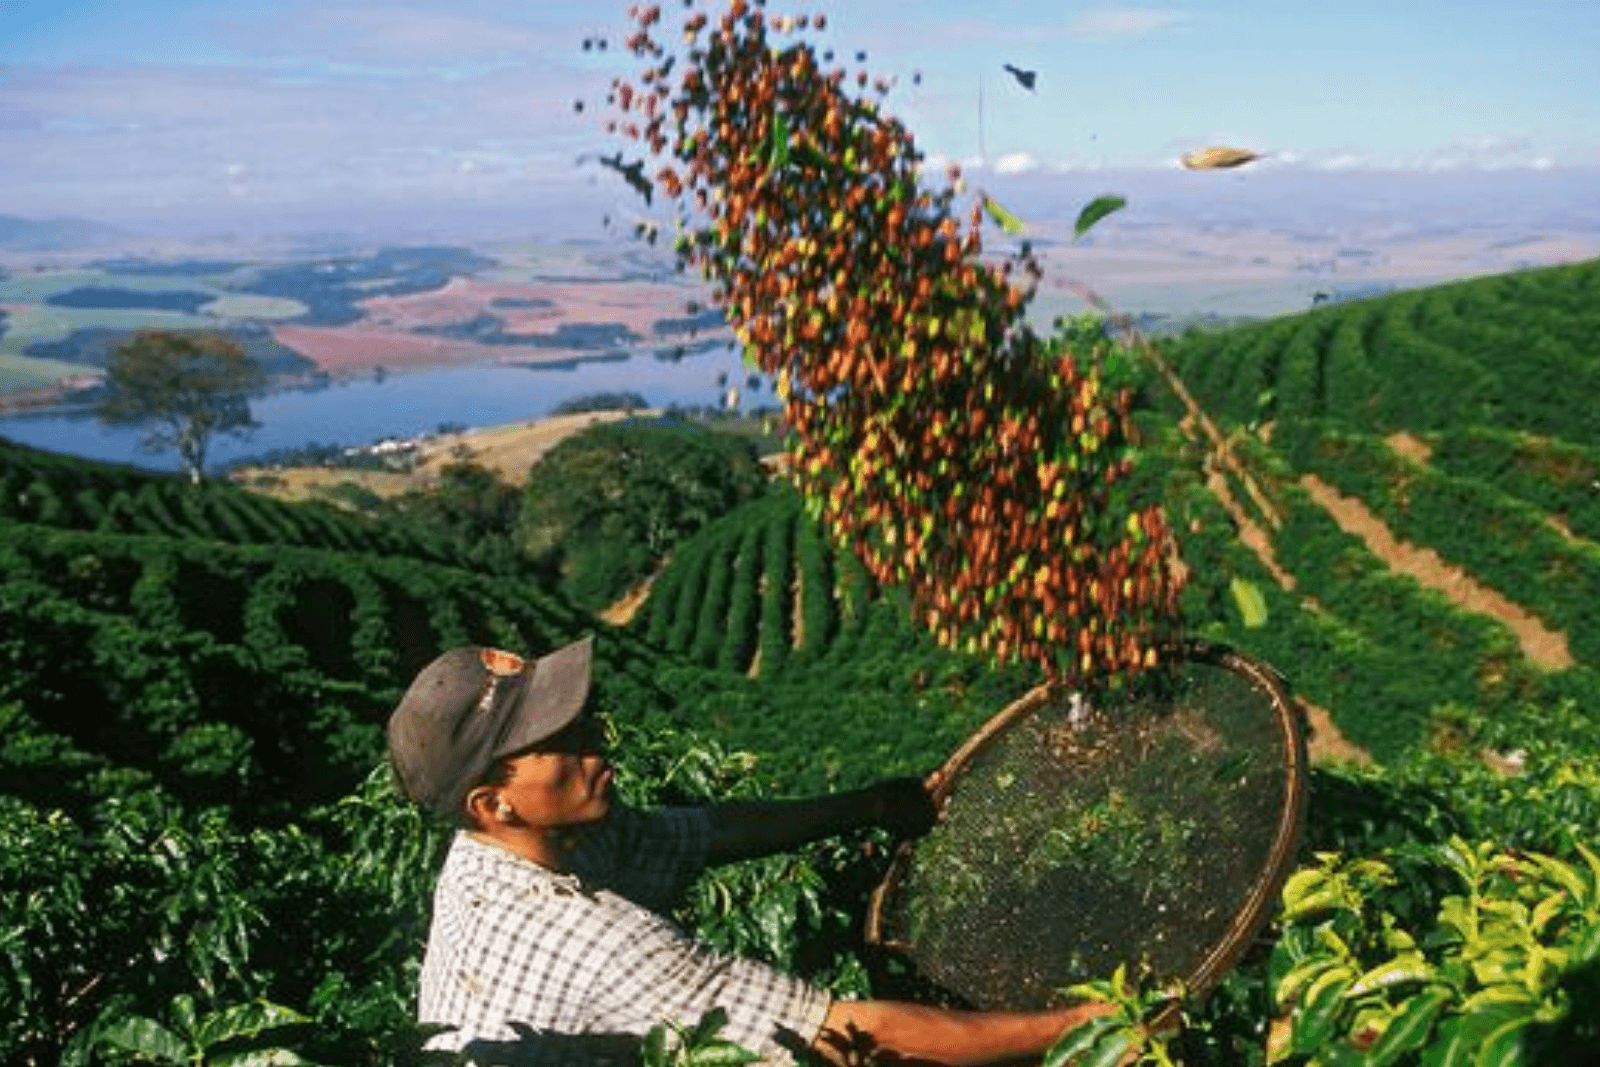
[641,489,872,675]
[1162,258,1600,444]
[1168,429,1600,763]
[0,438,467,567]
[1270,418,1600,675]
[1425,426,1600,545]
[632,487,1038,792]
[0,517,624,820]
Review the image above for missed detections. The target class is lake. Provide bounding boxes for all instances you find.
[0,345,770,474]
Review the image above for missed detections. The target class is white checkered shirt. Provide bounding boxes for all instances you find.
[418,806,832,1067]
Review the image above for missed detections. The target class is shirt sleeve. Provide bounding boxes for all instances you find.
[585,899,833,1066]
[569,805,711,912]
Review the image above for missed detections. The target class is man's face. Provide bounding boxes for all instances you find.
[496,714,613,829]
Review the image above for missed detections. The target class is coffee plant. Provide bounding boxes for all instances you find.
[605,0,1185,683]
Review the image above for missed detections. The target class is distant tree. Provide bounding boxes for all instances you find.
[520,421,768,610]
[96,330,267,483]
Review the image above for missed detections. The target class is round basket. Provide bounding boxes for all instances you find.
[865,638,1309,1014]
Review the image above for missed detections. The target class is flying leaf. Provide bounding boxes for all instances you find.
[1180,146,1262,170]
[767,110,790,171]
[982,195,1026,235]
[1073,195,1126,241]
[1229,577,1268,628]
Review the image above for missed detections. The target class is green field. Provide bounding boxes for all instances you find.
[0,351,99,391]
[0,304,217,359]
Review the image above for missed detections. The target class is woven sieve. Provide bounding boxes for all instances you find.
[866,639,1307,1012]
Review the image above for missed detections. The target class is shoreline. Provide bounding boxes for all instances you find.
[0,329,737,419]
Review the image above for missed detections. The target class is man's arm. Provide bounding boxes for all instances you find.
[705,776,936,864]
[812,997,1119,1067]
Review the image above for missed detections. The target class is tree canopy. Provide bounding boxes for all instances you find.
[96,330,268,483]
[520,418,769,610]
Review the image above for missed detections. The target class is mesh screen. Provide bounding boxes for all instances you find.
[872,643,1304,1011]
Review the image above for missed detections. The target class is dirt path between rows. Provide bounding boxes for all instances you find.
[1299,474,1573,670]
[595,575,655,627]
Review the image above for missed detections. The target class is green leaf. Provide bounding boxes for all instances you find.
[687,1007,731,1050]
[1421,1016,1478,1067]
[1573,841,1600,900]
[687,1041,763,1067]
[1043,1015,1122,1067]
[767,111,790,171]
[97,1016,189,1064]
[1229,577,1269,629]
[1475,1015,1533,1067]
[1291,973,1353,1055]
[1073,195,1126,242]
[982,195,1026,235]
[1274,956,1346,1006]
[1348,953,1434,997]
[642,1022,670,1067]
[1570,919,1600,966]
[1283,888,1345,923]
[196,1001,310,1048]
[1282,868,1332,910]
[1316,1042,1369,1067]
[1078,1029,1138,1067]
[1527,853,1587,902]
[1365,987,1453,1067]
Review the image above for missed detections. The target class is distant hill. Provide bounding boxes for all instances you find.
[0,214,126,251]
[22,322,319,378]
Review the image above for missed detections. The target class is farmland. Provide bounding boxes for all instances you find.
[2,257,1600,1065]
[0,243,731,403]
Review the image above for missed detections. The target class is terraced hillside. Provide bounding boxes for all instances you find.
[637,259,1600,778]
[4,257,1600,1067]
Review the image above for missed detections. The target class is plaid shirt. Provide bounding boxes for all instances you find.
[418,806,832,1067]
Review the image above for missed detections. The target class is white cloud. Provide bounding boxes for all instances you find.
[1418,134,1549,171]
[1,57,610,217]
[995,152,1039,174]
[1051,158,1105,172]
[1068,8,1187,39]
[1316,154,1370,171]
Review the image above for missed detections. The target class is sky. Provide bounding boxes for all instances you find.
[2,0,1597,237]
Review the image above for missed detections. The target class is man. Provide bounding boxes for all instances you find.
[388,636,1113,1066]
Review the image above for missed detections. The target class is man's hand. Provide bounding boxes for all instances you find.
[867,776,940,840]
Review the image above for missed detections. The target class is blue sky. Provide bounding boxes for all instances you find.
[2,0,1596,233]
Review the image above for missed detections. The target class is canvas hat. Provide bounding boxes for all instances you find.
[387,636,595,817]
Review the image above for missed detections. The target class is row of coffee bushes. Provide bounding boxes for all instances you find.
[641,489,871,677]
[642,493,773,670]
[1407,285,1600,446]
[1273,418,1600,675]
[1428,426,1600,544]
[1159,258,1600,440]
[0,438,461,565]
[0,516,610,821]
[632,491,1037,793]
[1236,434,1600,720]
[1164,314,1305,427]
[1158,453,1442,763]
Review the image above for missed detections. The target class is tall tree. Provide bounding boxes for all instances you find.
[96,330,268,483]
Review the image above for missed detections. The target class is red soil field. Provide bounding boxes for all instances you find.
[270,324,519,373]
[358,276,701,338]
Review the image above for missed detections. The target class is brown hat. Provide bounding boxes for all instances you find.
[387,637,594,817]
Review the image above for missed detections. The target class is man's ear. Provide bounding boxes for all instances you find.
[464,787,504,827]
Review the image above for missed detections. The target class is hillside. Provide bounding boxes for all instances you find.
[2,257,1599,1065]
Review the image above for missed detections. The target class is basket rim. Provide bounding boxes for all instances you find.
[864,637,1309,1008]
